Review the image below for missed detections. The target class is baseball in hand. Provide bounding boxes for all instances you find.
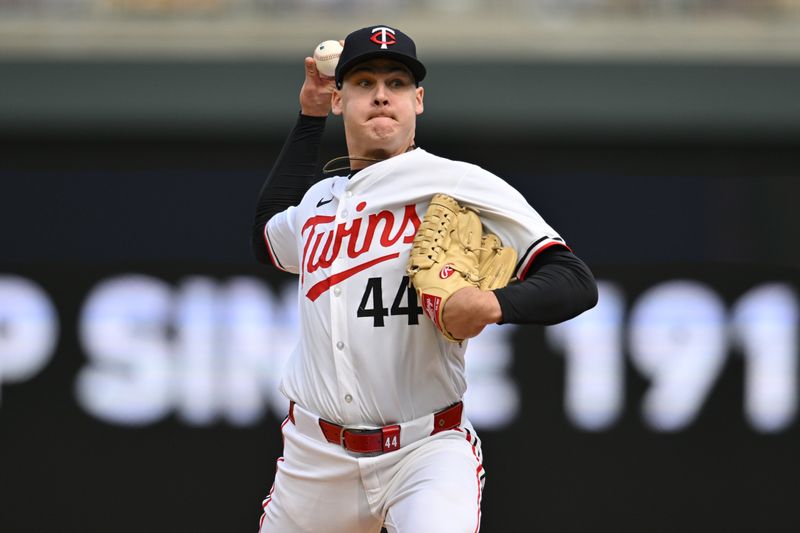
[313,40,343,78]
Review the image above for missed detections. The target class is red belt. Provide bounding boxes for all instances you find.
[289,401,463,455]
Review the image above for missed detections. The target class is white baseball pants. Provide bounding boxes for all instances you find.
[258,405,485,533]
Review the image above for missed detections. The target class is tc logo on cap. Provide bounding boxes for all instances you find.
[370,27,397,49]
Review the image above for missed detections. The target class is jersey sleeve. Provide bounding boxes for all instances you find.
[264,206,300,274]
[452,165,571,280]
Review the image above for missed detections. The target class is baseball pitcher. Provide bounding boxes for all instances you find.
[251,25,598,533]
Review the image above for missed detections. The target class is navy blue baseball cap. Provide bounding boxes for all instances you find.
[335,25,426,89]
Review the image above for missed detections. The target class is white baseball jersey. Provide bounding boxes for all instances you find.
[264,148,566,426]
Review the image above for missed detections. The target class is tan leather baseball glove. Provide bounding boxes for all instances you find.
[406,194,518,342]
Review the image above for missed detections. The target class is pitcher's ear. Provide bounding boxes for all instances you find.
[332,90,343,116]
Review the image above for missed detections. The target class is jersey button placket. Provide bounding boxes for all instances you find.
[331,193,359,419]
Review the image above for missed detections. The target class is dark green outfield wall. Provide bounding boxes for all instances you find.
[2,59,799,140]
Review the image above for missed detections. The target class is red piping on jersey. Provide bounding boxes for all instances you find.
[263,226,288,273]
[305,252,399,301]
[518,241,571,280]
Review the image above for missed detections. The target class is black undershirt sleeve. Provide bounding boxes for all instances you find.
[494,247,598,325]
[251,113,327,265]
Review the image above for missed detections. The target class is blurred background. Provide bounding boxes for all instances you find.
[2,1,800,532]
